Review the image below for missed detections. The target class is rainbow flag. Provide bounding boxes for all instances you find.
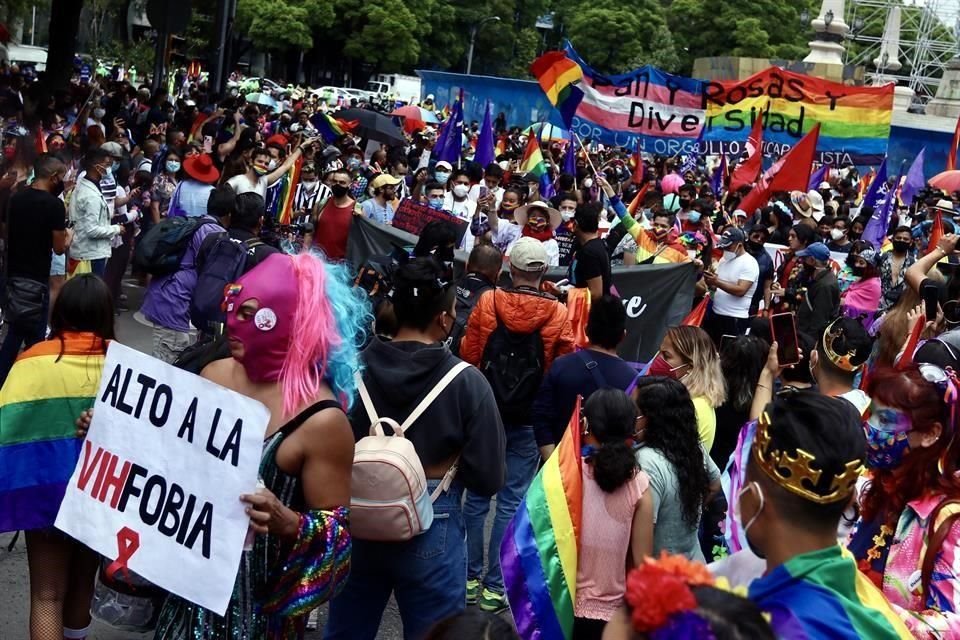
[0,335,106,533]
[501,396,582,640]
[520,134,553,199]
[530,51,584,129]
[748,545,911,639]
[275,155,303,226]
[310,112,357,143]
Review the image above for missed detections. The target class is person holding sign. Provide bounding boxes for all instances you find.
[0,274,114,640]
[151,252,369,639]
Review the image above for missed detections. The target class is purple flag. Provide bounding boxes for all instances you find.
[563,133,577,177]
[475,102,495,169]
[711,155,726,196]
[863,164,903,248]
[899,148,926,206]
[433,99,463,166]
[808,164,829,191]
[862,157,888,209]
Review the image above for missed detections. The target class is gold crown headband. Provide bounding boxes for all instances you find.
[753,411,864,505]
[822,318,862,373]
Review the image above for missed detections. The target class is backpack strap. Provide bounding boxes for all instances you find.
[277,399,344,438]
[398,361,472,433]
[921,498,960,603]
[576,349,609,389]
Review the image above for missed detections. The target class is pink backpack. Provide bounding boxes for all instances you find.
[351,362,470,541]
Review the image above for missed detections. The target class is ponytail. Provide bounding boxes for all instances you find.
[583,388,639,493]
[590,440,637,493]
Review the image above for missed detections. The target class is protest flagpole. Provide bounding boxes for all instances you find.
[573,132,601,177]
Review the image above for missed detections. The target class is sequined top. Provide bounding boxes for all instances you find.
[155,400,349,640]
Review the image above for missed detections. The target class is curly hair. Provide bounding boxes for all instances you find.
[720,335,769,412]
[862,366,960,523]
[633,376,710,526]
[665,325,727,407]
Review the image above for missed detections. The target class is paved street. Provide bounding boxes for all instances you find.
[0,279,418,640]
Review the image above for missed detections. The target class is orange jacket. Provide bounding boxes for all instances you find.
[459,288,575,372]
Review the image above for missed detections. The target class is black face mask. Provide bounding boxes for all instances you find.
[331,184,349,199]
[802,263,817,277]
[851,266,865,277]
[679,198,691,209]
[892,240,911,254]
[746,240,764,254]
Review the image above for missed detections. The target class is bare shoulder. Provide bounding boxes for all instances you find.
[296,403,355,456]
[200,357,236,386]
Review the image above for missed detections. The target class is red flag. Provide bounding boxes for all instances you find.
[682,297,709,327]
[632,146,644,184]
[926,210,944,255]
[626,183,650,216]
[736,124,821,215]
[729,115,765,191]
[949,114,960,171]
[766,123,821,193]
[896,313,926,370]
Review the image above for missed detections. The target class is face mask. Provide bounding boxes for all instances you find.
[302,179,317,187]
[652,227,669,240]
[93,108,106,119]
[347,157,361,170]
[646,353,687,379]
[893,240,911,254]
[2,147,14,160]
[267,159,278,171]
[428,197,445,210]
[746,240,763,254]
[687,211,702,224]
[734,482,766,559]
[331,184,350,199]
[498,160,510,171]
[560,208,576,222]
[803,262,817,276]
[864,407,913,470]
[850,230,862,241]
[109,162,119,175]
[253,165,269,176]
[434,171,450,184]
[582,178,593,189]
[723,250,736,261]
[165,160,181,173]
[224,254,298,383]
[851,265,865,277]
[679,198,691,209]
[452,184,469,198]
[528,217,549,232]
[830,228,845,241]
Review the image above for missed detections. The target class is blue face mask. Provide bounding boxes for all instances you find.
[109,162,119,175]
[864,408,912,470]
[428,197,444,210]
[434,171,450,184]
[688,211,702,224]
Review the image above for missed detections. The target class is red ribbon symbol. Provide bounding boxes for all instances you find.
[105,526,140,580]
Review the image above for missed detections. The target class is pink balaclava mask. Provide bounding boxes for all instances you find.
[224,253,299,382]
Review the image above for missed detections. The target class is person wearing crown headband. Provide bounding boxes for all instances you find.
[849,363,960,636]
[153,252,369,639]
[738,391,910,639]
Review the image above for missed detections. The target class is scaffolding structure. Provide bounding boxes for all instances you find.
[845,0,959,102]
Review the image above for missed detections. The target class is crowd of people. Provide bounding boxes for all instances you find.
[2,57,960,640]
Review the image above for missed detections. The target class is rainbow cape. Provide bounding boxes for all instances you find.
[612,197,688,264]
[748,545,912,639]
[310,112,357,143]
[0,334,106,533]
[530,51,584,129]
[501,396,582,640]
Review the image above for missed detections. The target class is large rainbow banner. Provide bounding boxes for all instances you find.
[558,43,893,166]
[702,67,894,166]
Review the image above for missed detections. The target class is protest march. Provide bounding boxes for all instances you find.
[8,1,960,639]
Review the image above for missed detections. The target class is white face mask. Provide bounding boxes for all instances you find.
[583,178,594,189]
[93,108,106,119]
[560,208,576,222]
[452,184,469,198]
[830,228,845,241]
[723,250,736,261]
[267,159,278,170]
[498,160,510,171]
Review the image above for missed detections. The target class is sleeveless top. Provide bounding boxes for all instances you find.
[155,400,342,640]
[314,199,354,260]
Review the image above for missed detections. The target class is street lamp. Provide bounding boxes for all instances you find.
[800,9,810,25]
[467,16,501,75]
[824,9,834,28]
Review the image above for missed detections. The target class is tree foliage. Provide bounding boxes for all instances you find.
[234,0,333,52]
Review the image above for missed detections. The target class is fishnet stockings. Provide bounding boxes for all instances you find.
[25,529,98,640]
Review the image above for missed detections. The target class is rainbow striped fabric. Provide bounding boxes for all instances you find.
[520,134,553,199]
[310,112,357,143]
[611,197,688,264]
[530,51,585,129]
[0,334,106,533]
[748,545,912,639]
[501,397,582,640]
[275,156,303,226]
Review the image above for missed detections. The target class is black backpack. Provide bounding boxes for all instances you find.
[480,290,549,425]
[190,233,263,332]
[448,278,493,357]
[132,216,210,276]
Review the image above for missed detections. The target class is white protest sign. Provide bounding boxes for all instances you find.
[55,342,270,615]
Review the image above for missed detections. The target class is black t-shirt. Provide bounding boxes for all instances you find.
[7,188,66,282]
[569,237,611,295]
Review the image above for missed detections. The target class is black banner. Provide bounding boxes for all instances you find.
[347,217,696,362]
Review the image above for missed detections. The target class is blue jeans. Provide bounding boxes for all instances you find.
[324,481,466,640]
[463,426,539,594]
[89,257,107,278]
[0,288,48,388]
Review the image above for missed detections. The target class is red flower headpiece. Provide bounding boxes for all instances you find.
[624,552,715,633]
